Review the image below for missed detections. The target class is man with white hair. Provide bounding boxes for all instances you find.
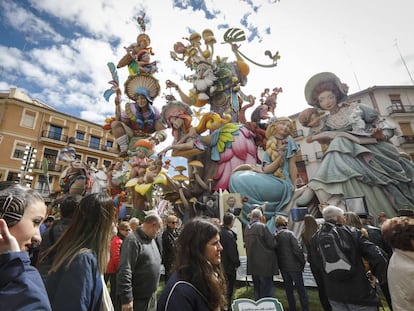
[322,205,346,224]
[308,205,388,311]
[244,208,278,300]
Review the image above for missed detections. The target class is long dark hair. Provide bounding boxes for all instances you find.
[302,214,319,245]
[174,217,227,310]
[41,192,116,274]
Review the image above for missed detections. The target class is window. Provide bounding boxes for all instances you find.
[35,175,53,196]
[103,160,112,168]
[21,110,37,128]
[89,135,101,150]
[12,143,27,159]
[43,148,59,170]
[399,122,414,136]
[7,172,19,182]
[48,125,63,141]
[76,131,85,140]
[86,157,98,167]
[106,140,113,148]
[389,94,404,112]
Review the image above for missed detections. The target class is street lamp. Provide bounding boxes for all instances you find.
[19,145,37,186]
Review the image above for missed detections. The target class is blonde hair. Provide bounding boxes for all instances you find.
[344,211,363,229]
[118,221,130,231]
[194,111,231,134]
[265,117,293,179]
[275,215,288,228]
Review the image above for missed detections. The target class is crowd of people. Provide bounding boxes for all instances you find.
[1,180,414,311]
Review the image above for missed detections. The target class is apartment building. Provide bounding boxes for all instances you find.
[292,85,414,184]
[0,88,119,198]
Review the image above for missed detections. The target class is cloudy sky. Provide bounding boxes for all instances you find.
[0,0,413,126]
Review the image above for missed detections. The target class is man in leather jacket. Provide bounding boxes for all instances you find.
[309,206,388,311]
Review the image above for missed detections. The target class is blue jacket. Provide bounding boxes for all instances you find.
[45,251,103,311]
[0,251,51,310]
[157,272,209,311]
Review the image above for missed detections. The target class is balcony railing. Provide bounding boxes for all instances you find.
[315,151,324,159]
[295,154,309,162]
[386,104,414,115]
[68,137,114,152]
[398,135,414,145]
[41,130,68,143]
[293,129,304,138]
[34,161,63,172]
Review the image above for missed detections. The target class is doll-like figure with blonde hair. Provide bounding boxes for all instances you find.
[229,117,299,233]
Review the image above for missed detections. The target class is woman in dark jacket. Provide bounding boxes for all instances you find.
[157,217,227,311]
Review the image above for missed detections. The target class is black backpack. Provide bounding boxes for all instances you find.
[317,225,355,280]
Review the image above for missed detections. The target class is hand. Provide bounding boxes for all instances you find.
[166,80,179,90]
[115,95,121,106]
[371,128,385,140]
[187,127,198,138]
[121,301,133,311]
[366,271,377,288]
[0,219,20,253]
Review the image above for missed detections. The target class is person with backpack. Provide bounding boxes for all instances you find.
[308,205,388,311]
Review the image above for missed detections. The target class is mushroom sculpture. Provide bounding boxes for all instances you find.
[188,160,209,191]
[172,165,189,209]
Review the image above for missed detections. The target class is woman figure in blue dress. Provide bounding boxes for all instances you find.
[229,117,299,233]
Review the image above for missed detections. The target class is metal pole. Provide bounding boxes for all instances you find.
[394,39,414,85]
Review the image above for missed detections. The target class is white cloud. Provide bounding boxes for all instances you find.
[0,0,64,43]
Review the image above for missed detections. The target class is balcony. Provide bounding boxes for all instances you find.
[398,135,414,146]
[386,104,414,115]
[68,137,115,153]
[40,130,68,144]
[34,161,63,173]
[315,151,324,160]
[295,154,309,162]
[293,129,304,138]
